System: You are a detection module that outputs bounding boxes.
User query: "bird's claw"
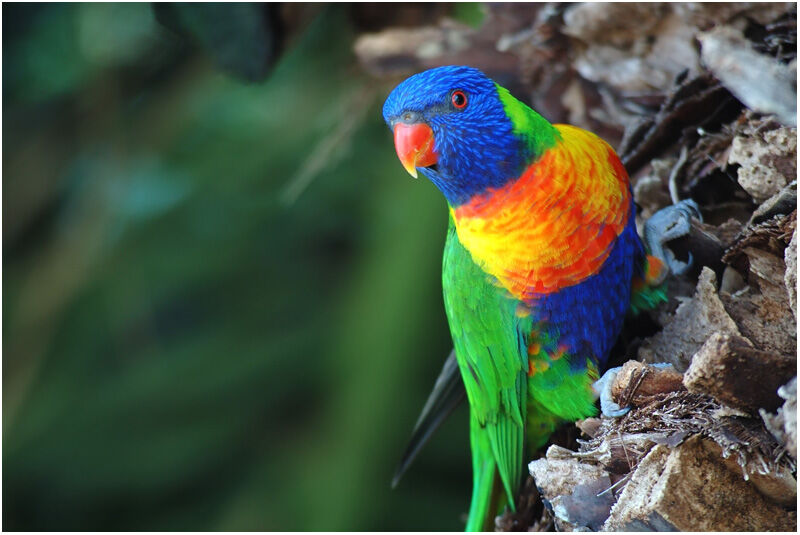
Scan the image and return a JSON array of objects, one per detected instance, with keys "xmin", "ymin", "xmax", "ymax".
[
  {"xmin": 593, "ymin": 362, "xmax": 676, "ymax": 418},
  {"xmin": 593, "ymin": 366, "xmax": 631, "ymax": 418},
  {"xmin": 644, "ymin": 199, "xmax": 701, "ymax": 277}
]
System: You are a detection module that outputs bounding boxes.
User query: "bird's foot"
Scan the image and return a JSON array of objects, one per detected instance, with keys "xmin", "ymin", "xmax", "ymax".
[
  {"xmin": 644, "ymin": 199, "xmax": 702, "ymax": 280},
  {"xmin": 593, "ymin": 366, "xmax": 630, "ymax": 418},
  {"xmin": 593, "ymin": 362, "xmax": 678, "ymax": 418}
]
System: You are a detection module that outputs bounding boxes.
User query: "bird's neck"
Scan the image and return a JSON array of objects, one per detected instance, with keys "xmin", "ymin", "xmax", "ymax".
[
  {"xmin": 422, "ymin": 87, "xmax": 559, "ymax": 206},
  {"xmin": 449, "ymin": 124, "xmax": 632, "ymax": 300},
  {"xmin": 494, "ymin": 84, "xmax": 560, "ymax": 160}
]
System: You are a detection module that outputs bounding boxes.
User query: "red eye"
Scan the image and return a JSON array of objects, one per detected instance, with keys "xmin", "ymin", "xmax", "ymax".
[{"xmin": 451, "ymin": 90, "xmax": 467, "ymax": 109}]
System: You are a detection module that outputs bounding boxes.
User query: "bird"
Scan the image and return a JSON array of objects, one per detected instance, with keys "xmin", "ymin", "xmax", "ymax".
[{"xmin": 382, "ymin": 65, "xmax": 695, "ymax": 531}]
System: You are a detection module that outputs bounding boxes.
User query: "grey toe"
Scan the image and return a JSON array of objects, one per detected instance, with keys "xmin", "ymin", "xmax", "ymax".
[
  {"xmin": 644, "ymin": 199, "xmax": 702, "ymax": 277},
  {"xmin": 593, "ymin": 366, "xmax": 631, "ymax": 419}
]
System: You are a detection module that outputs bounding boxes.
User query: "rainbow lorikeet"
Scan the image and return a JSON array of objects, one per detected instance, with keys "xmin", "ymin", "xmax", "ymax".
[{"xmin": 382, "ymin": 66, "xmax": 694, "ymax": 531}]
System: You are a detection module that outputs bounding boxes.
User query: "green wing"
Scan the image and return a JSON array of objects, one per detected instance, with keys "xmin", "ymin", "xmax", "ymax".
[{"xmin": 442, "ymin": 218, "xmax": 531, "ymax": 528}]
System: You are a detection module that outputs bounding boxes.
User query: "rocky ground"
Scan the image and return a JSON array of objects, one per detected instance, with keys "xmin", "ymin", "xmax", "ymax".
[{"xmin": 354, "ymin": 3, "xmax": 797, "ymax": 530}]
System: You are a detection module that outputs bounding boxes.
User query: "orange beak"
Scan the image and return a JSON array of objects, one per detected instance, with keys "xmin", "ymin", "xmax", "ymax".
[{"xmin": 392, "ymin": 123, "xmax": 438, "ymax": 178}]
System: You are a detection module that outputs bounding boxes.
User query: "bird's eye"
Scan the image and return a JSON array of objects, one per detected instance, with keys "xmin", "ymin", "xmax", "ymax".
[{"xmin": 451, "ymin": 90, "xmax": 467, "ymax": 109}]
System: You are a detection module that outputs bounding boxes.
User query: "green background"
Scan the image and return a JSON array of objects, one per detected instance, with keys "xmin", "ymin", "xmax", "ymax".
[{"xmin": 3, "ymin": 3, "xmax": 480, "ymax": 530}]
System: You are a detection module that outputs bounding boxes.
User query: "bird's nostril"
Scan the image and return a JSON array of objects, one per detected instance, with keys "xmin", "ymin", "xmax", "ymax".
[{"xmin": 399, "ymin": 111, "xmax": 421, "ymax": 124}]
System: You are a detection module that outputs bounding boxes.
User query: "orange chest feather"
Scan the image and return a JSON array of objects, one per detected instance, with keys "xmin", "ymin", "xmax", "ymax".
[{"xmin": 451, "ymin": 125, "xmax": 631, "ymax": 300}]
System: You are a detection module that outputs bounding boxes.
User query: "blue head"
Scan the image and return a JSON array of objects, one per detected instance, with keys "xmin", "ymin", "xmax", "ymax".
[{"xmin": 383, "ymin": 66, "xmax": 532, "ymax": 206}]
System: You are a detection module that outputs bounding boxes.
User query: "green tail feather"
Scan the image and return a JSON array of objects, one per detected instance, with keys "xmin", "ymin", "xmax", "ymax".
[
  {"xmin": 464, "ymin": 452, "xmax": 497, "ymax": 531},
  {"xmin": 466, "ymin": 414, "xmax": 508, "ymax": 532}
]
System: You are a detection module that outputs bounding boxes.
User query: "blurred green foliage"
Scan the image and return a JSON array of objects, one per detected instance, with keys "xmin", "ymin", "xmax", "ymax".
[{"xmin": 3, "ymin": 3, "xmax": 474, "ymax": 530}]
